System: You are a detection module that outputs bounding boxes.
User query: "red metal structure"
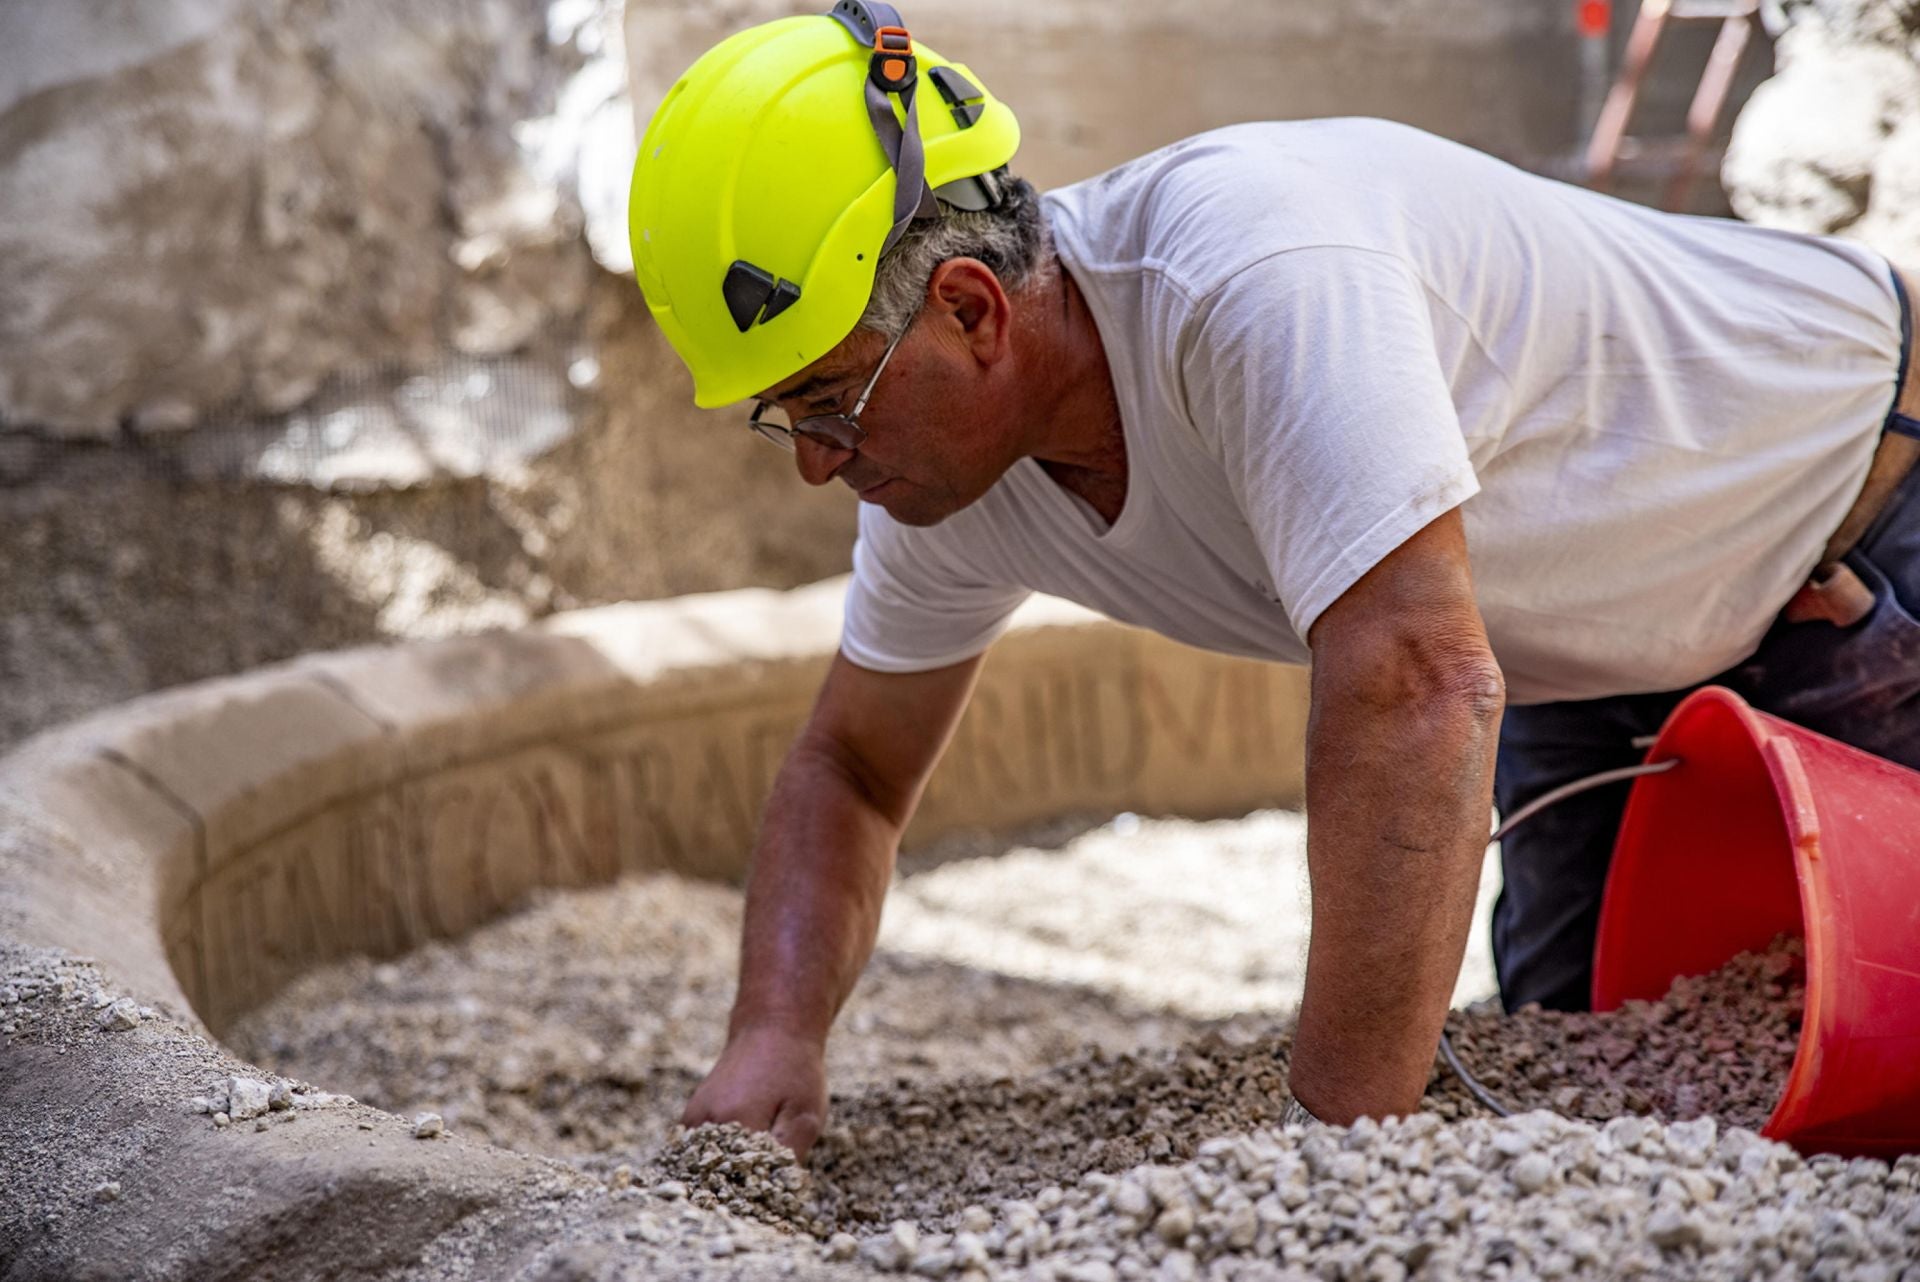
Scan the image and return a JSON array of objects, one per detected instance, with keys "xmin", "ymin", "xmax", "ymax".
[{"xmin": 1584, "ymin": 0, "xmax": 1763, "ymax": 212}]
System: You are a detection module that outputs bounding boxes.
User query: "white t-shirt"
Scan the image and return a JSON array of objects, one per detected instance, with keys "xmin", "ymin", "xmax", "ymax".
[{"xmin": 841, "ymin": 119, "xmax": 1903, "ymax": 704}]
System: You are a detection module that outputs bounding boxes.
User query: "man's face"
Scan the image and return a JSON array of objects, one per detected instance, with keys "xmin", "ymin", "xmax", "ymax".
[{"xmin": 760, "ymin": 308, "xmax": 1018, "ymax": 528}]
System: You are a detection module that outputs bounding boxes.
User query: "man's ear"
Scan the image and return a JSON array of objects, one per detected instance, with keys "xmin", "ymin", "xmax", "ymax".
[{"xmin": 926, "ymin": 257, "xmax": 1011, "ymax": 365}]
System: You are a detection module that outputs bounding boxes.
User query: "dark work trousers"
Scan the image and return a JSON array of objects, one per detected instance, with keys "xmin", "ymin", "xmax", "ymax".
[{"xmin": 1491, "ymin": 451, "xmax": 1920, "ymax": 1013}]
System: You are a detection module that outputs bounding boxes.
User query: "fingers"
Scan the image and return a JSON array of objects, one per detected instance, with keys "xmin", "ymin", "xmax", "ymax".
[
  {"xmin": 679, "ymin": 1094, "xmax": 714, "ymax": 1128},
  {"xmin": 681, "ymin": 1080, "xmax": 776, "ymax": 1132},
  {"xmin": 681, "ymin": 1032, "xmax": 827, "ymax": 1158},
  {"xmin": 771, "ymin": 1098, "xmax": 824, "ymax": 1161},
  {"xmin": 683, "ymin": 1084, "xmax": 819, "ymax": 1160}
]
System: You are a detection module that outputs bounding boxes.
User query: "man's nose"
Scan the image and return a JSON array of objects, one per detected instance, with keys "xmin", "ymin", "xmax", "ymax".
[{"xmin": 793, "ymin": 434, "xmax": 854, "ymax": 487}]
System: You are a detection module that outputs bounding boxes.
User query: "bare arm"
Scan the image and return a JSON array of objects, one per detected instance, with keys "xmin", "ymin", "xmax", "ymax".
[
  {"xmin": 1289, "ymin": 508, "xmax": 1505, "ymax": 1123},
  {"xmin": 683, "ymin": 650, "xmax": 984, "ymax": 1156}
]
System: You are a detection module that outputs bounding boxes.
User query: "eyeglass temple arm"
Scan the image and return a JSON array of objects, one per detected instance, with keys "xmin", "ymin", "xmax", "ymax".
[{"xmin": 851, "ymin": 328, "xmax": 906, "ymax": 417}]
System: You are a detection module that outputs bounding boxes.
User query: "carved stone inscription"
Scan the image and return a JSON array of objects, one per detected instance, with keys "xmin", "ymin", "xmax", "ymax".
[
  {"xmin": 174, "ymin": 635, "xmax": 1308, "ymax": 1031},
  {"xmin": 915, "ymin": 641, "xmax": 1304, "ymax": 834}
]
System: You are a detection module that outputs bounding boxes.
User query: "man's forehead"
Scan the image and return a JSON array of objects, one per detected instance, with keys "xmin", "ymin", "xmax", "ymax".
[
  {"xmin": 757, "ymin": 331, "xmax": 883, "ymax": 402},
  {"xmin": 759, "ymin": 363, "xmax": 847, "ymax": 404}
]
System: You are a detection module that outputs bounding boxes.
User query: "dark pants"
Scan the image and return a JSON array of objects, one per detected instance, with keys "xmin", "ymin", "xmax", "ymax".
[{"xmin": 1492, "ymin": 455, "xmax": 1920, "ymax": 1012}]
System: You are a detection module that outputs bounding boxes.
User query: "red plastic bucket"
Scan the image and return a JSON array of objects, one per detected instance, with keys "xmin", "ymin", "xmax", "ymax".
[{"xmin": 1591, "ymin": 685, "xmax": 1920, "ymax": 1156}]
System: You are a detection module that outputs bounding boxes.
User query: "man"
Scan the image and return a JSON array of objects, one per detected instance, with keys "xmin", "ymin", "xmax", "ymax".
[{"xmin": 629, "ymin": 4, "xmax": 1919, "ymax": 1155}]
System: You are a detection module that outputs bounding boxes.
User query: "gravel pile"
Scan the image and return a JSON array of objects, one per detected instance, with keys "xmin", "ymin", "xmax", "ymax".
[
  {"xmin": 658, "ymin": 941, "xmax": 1801, "ymax": 1234},
  {"xmin": 1439, "ymin": 938, "xmax": 1806, "ymax": 1131},
  {"xmin": 632, "ymin": 948, "xmax": 1803, "ymax": 1240},
  {"xmin": 650, "ymin": 1076, "xmax": 1920, "ymax": 1281},
  {"xmin": 657, "ymin": 1122, "xmax": 826, "ymax": 1236},
  {"xmin": 226, "ymin": 842, "xmax": 1220, "ymax": 1178},
  {"xmin": 219, "ymin": 820, "xmax": 1920, "ymax": 1281},
  {"xmin": 845, "ymin": 1111, "xmax": 1919, "ymax": 1281}
]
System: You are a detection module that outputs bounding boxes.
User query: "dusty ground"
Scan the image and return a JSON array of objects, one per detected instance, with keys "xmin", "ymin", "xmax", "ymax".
[
  {"xmin": 227, "ymin": 812, "xmax": 1497, "ymax": 1179},
  {"xmin": 224, "ymin": 814, "xmax": 1310, "ymax": 1166},
  {"xmin": 216, "ymin": 812, "xmax": 1920, "ymax": 1279}
]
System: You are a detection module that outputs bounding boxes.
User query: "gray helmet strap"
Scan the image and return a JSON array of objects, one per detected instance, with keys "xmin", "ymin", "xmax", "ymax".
[{"xmin": 828, "ymin": 1, "xmax": 941, "ymax": 255}]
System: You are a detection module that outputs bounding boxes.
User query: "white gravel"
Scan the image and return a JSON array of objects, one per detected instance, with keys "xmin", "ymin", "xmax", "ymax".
[{"xmin": 841, "ymin": 1111, "xmax": 1920, "ymax": 1281}]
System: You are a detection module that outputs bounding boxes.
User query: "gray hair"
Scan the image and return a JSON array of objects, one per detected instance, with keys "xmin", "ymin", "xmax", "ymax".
[{"xmin": 857, "ymin": 170, "xmax": 1051, "ymax": 339}]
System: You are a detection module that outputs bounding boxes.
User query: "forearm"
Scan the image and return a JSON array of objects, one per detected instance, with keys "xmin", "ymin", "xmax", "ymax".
[
  {"xmin": 1290, "ymin": 671, "xmax": 1503, "ymax": 1122},
  {"xmin": 727, "ymin": 735, "xmax": 905, "ymax": 1047}
]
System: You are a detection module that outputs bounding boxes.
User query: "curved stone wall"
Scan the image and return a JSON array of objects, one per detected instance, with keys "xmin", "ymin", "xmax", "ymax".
[{"xmin": 0, "ymin": 580, "xmax": 1307, "ymax": 1278}]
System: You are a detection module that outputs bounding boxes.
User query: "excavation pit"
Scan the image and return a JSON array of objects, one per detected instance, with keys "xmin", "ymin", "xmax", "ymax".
[
  {"xmin": 215, "ymin": 847, "xmax": 1810, "ymax": 1248},
  {"xmin": 4, "ymin": 583, "xmax": 1918, "ymax": 1280}
]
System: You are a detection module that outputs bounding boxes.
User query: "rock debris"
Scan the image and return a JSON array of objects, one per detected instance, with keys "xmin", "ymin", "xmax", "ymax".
[
  {"xmin": 844, "ymin": 1112, "xmax": 1920, "ymax": 1280},
  {"xmin": 96, "ymin": 998, "xmax": 141, "ymax": 1032},
  {"xmin": 1438, "ymin": 938, "xmax": 1806, "ymax": 1131},
  {"xmin": 657, "ymin": 1123, "xmax": 824, "ymax": 1235},
  {"xmin": 189, "ymin": 1073, "xmax": 347, "ymax": 1128},
  {"xmin": 215, "ymin": 836, "xmax": 1918, "ymax": 1281}
]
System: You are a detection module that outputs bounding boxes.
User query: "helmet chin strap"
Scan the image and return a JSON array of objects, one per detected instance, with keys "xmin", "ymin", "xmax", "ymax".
[{"xmin": 828, "ymin": 1, "xmax": 942, "ymax": 255}]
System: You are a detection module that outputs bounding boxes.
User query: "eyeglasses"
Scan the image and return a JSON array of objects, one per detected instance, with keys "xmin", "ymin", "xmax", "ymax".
[{"xmin": 747, "ymin": 323, "xmax": 908, "ymax": 453}]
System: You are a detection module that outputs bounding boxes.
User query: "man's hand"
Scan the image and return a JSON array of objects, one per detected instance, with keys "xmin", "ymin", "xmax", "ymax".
[
  {"xmin": 682, "ymin": 1026, "xmax": 829, "ymax": 1159},
  {"xmin": 1293, "ymin": 506, "xmax": 1504, "ymax": 1124},
  {"xmin": 682, "ymin": 652, "xmax": 986, "ymax": 1160}
]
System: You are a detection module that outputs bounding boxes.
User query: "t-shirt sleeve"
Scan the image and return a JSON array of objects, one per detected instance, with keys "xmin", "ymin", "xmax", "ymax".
[
  {"xmin": 1178, "ymin": 246, "xmax": 1482, "ymax": 641},
  {"xmin": 840, "ymin": 503, "xmax": 1032, "ymax": 673}
]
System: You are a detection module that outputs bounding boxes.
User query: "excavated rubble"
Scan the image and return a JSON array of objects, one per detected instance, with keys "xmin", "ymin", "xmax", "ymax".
[
  {"xmin": 644, "ymin": 943, "xmax": 1920, "ymax": 1281},
  {"xmin": 840, "ymin": 1111, "xmax": 1920, "ymax": 1281},
  {"xmin": 227, "ymin": 861, "xmax": 1207, "ymax": 1175},
  {"xmin": 655, "ymin": 942, "xmax": 1809, "ymax": 1238},
  {"xmin": 224, "ymin": 828, "xmax": 1920, "ymax": 1281},
  {"xmin": 1439, "ymin": 941, "xmax": 1807, "ymax": 1132}
]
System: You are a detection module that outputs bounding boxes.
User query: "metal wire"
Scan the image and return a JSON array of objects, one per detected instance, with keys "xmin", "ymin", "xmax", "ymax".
[
  {"xmin": 1488, "ymin": 757, "xmax": 1680, "ymax": 844},
  {"xmin": 1437, "ymin": 755, "xmax": 1684, "ymax": 1118},
  {"xmin": 1439, "ymin": 1030, "xmax": 1514, "ymax": 1117}
]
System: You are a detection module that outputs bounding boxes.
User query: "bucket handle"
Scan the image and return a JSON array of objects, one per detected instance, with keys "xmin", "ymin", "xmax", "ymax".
[
  {"xmin": 1489, "ymin": 757, "xmax": 1681, "ymax": 844},
  {"xmin": 1440, "ymin": 755, "xmax": 1683, "ymax": 1117}
]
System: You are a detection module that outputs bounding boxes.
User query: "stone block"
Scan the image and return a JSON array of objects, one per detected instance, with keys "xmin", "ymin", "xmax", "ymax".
[
  {"xmin": 0, "ymin": 582, "xmax": 1311, "ymax": 1033},
  {"xmin": 0, "ymin": 737, "xmax": 202, "ymax": 1019},
  {"xmin": 85, "ymin": 673, "xmax": 393, "ymax": 857}
]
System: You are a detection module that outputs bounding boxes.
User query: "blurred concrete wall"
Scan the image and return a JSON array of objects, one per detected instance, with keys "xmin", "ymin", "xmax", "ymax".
[{"xmin": 626, "ymin": 0, "xmax": 1588, "ymax": 203}]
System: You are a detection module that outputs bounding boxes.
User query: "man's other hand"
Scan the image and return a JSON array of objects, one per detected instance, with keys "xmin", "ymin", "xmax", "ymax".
[{"xmin": 682, "ymin": 1026, "xmax": 829, "ymax": 1160}]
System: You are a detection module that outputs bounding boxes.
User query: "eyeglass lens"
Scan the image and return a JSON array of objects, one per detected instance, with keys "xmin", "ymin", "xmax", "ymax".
[{"xmin": 752, "ymin": 406, "xmax": 864, "ymax": 452}]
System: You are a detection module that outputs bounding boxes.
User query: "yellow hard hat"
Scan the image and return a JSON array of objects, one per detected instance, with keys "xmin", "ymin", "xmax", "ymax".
[{"xmin": 628, "ymin": 2, "xmax": 1021, "ymax": 408}]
